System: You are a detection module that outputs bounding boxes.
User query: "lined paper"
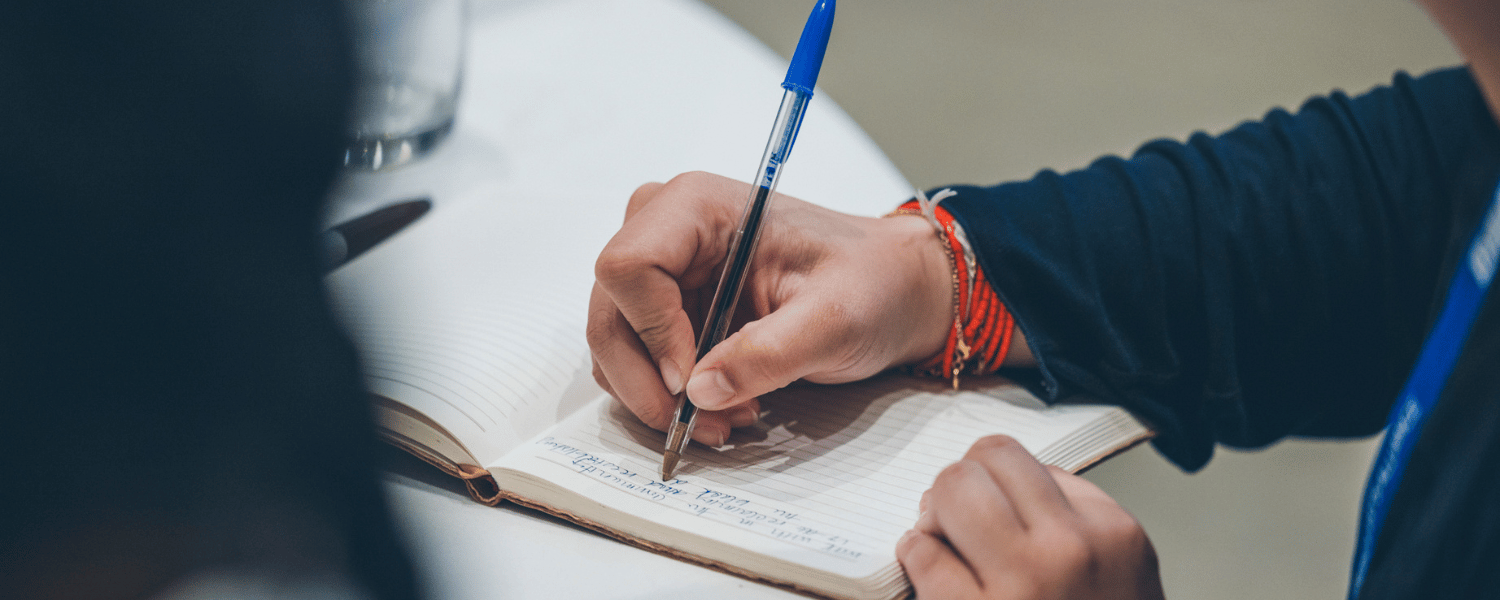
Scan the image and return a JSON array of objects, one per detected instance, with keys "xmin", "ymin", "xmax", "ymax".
[
  {"xmin": 493, "ymin": 376, "xmax": 1136, "ymax": 579},
  {"xmin": 325, "ymin": 190, "xmax": 619, "ymax": 464},
  {"xmin": 321, "ymin": 189, "xmax": 1147, "ymax": 595}
]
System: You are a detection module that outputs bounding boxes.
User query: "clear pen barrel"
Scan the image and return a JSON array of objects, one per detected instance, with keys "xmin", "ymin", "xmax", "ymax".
[
  {"xmin": 751, "ymin": 89, "xmax": 812, "ymax": 191},
  {"xmin": 694, "ymin": 89, "xmax": 812, "ymax": 361}
]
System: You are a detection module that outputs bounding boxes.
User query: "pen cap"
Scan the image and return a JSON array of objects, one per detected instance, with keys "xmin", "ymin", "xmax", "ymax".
[{"xmin": 781, "ymin": 0, "xmax": 835, "ymax": 96}]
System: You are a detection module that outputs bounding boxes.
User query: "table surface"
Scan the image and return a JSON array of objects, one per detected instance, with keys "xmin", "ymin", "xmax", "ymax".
[{"xmin": 328, "ymin": 1, "xmax": 912, "ymax": 598}]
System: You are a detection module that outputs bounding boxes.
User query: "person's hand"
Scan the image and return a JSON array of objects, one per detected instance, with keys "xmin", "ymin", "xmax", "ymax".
[
  {"xmin": 898, "ymin": 435, "xmax": 1165, "ymax": 600},
  {"xmin": 588, "ymin": 171, "xmax": 953, "ymax": 446}
]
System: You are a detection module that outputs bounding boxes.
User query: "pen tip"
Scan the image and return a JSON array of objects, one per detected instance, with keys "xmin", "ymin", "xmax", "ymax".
[{"xmin": 661, "ymin": 451, "xmax": 680, "ymax": 481}]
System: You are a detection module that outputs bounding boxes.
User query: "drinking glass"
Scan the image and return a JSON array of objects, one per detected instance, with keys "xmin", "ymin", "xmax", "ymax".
[{"xmin": 343, "ymin": 0, "xmax": 466, "ymax": 170}]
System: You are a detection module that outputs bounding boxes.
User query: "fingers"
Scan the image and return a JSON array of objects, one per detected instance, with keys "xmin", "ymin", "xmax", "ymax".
[
  {"xmin": 906, "ymin": 436, "xmax": 1165, "ymax": 600},
  {"xmin": 725, "ymin": 397, "xmax": 762, "ymax": 428},
  {"xmin": 896, "ymin": 529, "xmax": 983, "ymax": 600},
  {"xmin": 925, "ymin": 457, "xmax": 1024, "ymax": 587},
  {"xmin": 587, "ymin": 282, "xmax": 677, "ymax": 428},
  {"xmin": 596, "ymin": 171, "xmax": 936, "ymax": 443},
  {"xmin": 591, "ymin": 174, "xmax": 773, "ymax": 446},
  {"xmin": 594, "ymin": 174, "xmax": 744, "ymax": 395},
  {"xmin": 593, "ymin": 235, "xmax": 699, "ymax": 396},
  {"xmin": 963, "ymin": 435, "xmax": 1072, "ymax": 524},
  {"xmin": 915, "ymin": 436, "xmax": 1077, "ymax": 589},
  {"xmin": 589, "ymin": 283, "xmax": 748, "ymax": 446}
]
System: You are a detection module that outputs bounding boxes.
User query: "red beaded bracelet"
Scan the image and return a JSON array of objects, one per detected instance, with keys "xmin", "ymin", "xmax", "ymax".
[{"xmin": 888, "ymin": 190, "xmax": 1015, "ymax": 388}]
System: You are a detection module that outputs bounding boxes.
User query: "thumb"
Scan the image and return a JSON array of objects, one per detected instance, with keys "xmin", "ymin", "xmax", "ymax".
[{"xmin": 685, "ymin": 299, "xmax": 858, "ymax": 410}]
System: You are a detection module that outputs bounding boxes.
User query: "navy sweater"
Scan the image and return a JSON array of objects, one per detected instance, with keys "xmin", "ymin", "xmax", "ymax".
[{"xmin": 941, "ymin": 66, "xmax": 1500, "ymax": 597}]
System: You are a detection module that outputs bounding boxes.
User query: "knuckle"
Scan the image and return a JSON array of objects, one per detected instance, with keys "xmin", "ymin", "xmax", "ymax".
[
  {"xmin": 931, "ymin": 460, "xmax": 985, "ymax": 499},
  {"xmin": 1096, "ymin": 505, "xmax": 1149, "ymax": 550},
  {"xmin": 935, "ymin": 460, "xmax": 976, "ymax": 485},
  {"xmin": 632, "ymin": 318, "xmax": 679, "ymax": 354},
  {"xmin": 966, "ymin": 434, "xmax": 1032, "ymax": 465},
  {"xmin": 1038, "ymin": 526, "xmax": 1096, "ymax": 575},
  {"xmin": 896, "ymin": 533, "xmax": 938, "ymax": 570},
  {"xmin": 585, "ymin": 292, "xmax": 685, "ymax": 366},
  {"xmin": 664, "ymin": 170, "xmax": 714, "ymax": 189},
  {"xmin": 584, "ymin": 308, "xmax": 622, "ymax": 352},
  {"xmin": 972, "ymin": 434, "xmax": 1023, "ymax": 454},
  {"xmin": 594, "ymin": 245, "xmax": 646, "ymax": 285},
  {"xmin": 625, "ymin": 182, "xmax": 664, "ymax": 217}
]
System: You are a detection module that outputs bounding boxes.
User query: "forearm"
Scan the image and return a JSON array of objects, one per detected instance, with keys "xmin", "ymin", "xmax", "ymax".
[{"xmin": 941, "ymin": 67, "xmax": 1500, "ymax": 470}]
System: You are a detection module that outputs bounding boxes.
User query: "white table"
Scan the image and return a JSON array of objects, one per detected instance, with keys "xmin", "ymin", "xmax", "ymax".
[{"xmin": 328, "ymin": 1, "xmax": 912, "ymax": 598}]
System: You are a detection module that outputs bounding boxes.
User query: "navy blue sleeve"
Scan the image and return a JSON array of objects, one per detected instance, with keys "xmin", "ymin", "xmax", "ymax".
[{"xmin": 939, "ymin": 67, "xmax": 1500, "ymax": 471}]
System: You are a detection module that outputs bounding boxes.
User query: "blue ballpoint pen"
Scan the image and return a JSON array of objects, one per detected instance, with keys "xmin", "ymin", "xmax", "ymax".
[{"xmin": 661, "ymin": 0, "xmax": 836, "ymax": 480}]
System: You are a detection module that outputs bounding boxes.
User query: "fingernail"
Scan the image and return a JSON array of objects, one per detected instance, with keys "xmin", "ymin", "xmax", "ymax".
[
  {"xmin": 687, "ymin": 370, "xmax": 735, "ymax": 409},
  {"xmin": 659, "ymin": 359, "xmax": 684, "ymax": 395},
  {"xmin": 727, "ymin": 405, "xmax": 759, "ymax": 428},
  {"xmin": 693, "ymin": 427, "xmax": 728, "ymax": 447}
]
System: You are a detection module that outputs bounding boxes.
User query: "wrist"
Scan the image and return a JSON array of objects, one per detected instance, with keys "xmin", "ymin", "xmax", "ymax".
[
  {"xmin": 887, "ymin": 192, "xmax": 1017, "ymax": 387},
  {"xmin": 879, "ymin": 213, "xmax": 954, "ymax": 367}
]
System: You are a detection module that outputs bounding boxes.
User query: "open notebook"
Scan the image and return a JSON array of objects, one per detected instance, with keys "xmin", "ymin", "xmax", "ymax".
[{"xmin": 325, "ymin": 192, "xmax": 1151, "ymax": 600}]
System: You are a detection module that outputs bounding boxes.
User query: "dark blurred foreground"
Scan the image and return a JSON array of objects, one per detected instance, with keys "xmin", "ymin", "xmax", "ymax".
[{"xmin": 0, "ymin": 3, "xmax": 419, "ymax": 599}]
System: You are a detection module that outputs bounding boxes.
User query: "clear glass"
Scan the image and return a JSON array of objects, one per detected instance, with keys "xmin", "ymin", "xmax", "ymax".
[{"xmin": 343, "ymin": 0, "xmax": 467, "ymax": 170}]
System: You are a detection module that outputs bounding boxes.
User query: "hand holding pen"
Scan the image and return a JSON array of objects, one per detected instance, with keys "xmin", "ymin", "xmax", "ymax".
[
  {"xmin": 587, "ymin": 0, "xmax": 966, "ymax": 481},
  {"xmin": 654, "ymin": 0, "xmax": 837, "ymax": 479},
  {"xmin": 588, "ymin": 178, "xmax": 954, "ymax": 474}
]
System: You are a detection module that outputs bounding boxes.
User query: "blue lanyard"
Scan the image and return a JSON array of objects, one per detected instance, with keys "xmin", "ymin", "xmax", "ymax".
[{"xmin": 1348, "ymin": 183, "xmax": 1500, "ymax": 598}]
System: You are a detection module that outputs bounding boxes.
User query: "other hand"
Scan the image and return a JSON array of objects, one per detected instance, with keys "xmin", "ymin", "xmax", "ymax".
[{"xmin": 898, "ymin": 435, "xmax": 1165, "ymax": 600}]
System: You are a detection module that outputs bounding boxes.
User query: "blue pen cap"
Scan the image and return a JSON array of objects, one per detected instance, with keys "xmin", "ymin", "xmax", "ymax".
[{"xmin": 781, "ymin": 0, "xmax": 835, "ymax": 95}]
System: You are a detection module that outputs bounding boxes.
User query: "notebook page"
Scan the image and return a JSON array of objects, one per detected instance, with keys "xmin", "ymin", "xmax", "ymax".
[
  {"xmin": 492, "ymin": 376, "xmax": 1122, "ymax": 580},
  {"xmin": 325, "ymin": 189, "xmax": 618, "ymax": 465}
]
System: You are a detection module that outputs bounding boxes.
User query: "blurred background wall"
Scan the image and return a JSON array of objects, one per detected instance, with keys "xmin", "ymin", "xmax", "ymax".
[{"xmin": 697, "ymin": 1, "xmax": 1460, "ymax": 598}]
